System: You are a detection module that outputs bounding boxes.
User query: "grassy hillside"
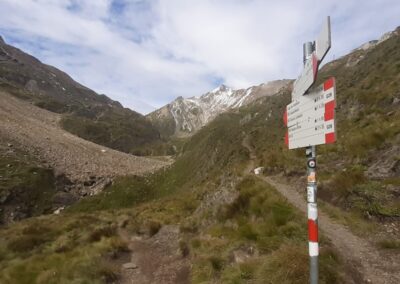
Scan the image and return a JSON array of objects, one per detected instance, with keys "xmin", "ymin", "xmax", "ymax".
[
  {"xmin": 60, "ymin": 110, "xmax": 167, "ymax": 156},
  {"xmin": 0, "ymin": 109, "xmax": 347, "ymax": 283},
  {"xmin": 244, "ymin": 31, "xmax": 400, "ymax": 224},
  {"xmin": 0, "ymin": 29, "xmax": 399, "ymax": 283}
]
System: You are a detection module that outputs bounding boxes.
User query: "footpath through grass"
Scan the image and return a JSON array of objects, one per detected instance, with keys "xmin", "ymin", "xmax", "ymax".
[{"xmin": 188, "ymin": 177, "xmax": 346, "ymax": 284}]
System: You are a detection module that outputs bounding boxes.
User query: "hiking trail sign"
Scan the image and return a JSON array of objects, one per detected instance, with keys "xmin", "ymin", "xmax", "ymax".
[
  {"xmin": 283, "ymin": 16, "xmax": 336, "ymax": 284},
  {"xmin": 284, "ymin": 77, "xmax": 336, "ymax": 149},
  {"xmin": 285, "ymin": 16, "xmax": 336, "ymax": 150}
]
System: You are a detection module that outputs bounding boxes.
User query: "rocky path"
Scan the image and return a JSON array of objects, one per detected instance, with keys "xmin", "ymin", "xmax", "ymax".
[
  {"xmin": 118, "ymin": 226, "xmax": 190, "ymax": 284},
  {"xmin": 242, "ymin": 136, "xmax": 400, "ymax": 284},
  {"xmin": 0, "ymin": 91, "xmax": 169, "ymax": 185}
]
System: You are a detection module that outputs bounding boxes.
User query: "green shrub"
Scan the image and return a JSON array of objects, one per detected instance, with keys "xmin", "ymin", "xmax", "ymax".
[
  {"xmin": 209, "ymin": 255, "xmax": 224, "ymax": 271},
  {"xmin": 7, "ymin": 234, "xmax": 49, "ymax": 253},
  {"xmin": 378, "ymin": 239, "xmax": 400, "ymax": 249},
  {"xmin": 88, "ymin": 226, "xmax": 117, "ymax": 242}
]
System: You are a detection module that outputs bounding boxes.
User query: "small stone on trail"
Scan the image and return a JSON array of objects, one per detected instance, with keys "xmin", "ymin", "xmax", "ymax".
[
  {"xmin": 122, "ymin": 262, "xmax": 138, "ymax": 270},
  {"xmin": 7, "ymin": 143, "xmax": 13, "ymax": 147}
]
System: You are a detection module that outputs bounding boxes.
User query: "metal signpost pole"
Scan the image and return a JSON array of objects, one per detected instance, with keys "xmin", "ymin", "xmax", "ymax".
[
  {"xmin": 307, "ymin": 145, "xmax": 318, "ymax": 284},
  {"xmin": 303, "ymin": 41, "xmax": 319, "ymax": 284},
  {"xmin": 285, "ymin": 17, "xmax": 333, "ymax": 284}
]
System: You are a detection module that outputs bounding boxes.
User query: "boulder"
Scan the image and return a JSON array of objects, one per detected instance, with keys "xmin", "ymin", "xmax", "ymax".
[{"xmin": 122, "ymin": 262, "xmax": 138, "ymax": 270}]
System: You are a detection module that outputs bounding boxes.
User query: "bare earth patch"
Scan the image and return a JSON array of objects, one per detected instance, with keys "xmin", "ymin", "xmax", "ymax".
[
  {"xmin": 119, "ymin": 225, "xmax": 190, "ymax": 284},
  {"xmin": 0, "ymin": 91, "xmax": 169, "ymax": 184}
]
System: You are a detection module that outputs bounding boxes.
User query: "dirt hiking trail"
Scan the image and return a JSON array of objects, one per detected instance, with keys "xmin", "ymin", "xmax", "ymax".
[
  {"xmin": 118, "ymin": 225, "xmax": 190, "ymax": 284},
  {"xmin": 243, "ymin": 135, "xmax": 400, "ymax": 284}
]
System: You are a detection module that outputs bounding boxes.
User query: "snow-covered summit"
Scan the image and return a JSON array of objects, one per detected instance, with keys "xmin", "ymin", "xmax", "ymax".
[
  {"xmin": 147, "ymin": 79, "xmax": 291, "ymax": 137},
  {"xmin": 211, "ymin": 84, "xmax": 231, "ymax": 94}
]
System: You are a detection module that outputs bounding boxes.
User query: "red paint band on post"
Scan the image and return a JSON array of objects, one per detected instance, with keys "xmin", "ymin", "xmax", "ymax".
[
  {"xmin": 325, "ymin": 132, "xmax": 335, "ymax": 144},
  {"xmin": 308, "ymin": 219, "xmax": 318, "ymax": 242},
  {"xmin": 323, "ymin": 77, "xmax": 334, "ymax": 91}
]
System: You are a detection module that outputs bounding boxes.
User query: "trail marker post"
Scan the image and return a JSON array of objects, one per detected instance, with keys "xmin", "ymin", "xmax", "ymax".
[{"xmin": 283, "ymin": 17, "xmax": 336, "ymax": 284}]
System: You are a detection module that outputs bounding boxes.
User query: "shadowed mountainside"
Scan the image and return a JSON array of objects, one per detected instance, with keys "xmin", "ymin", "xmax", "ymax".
[{"xmin": 0, "ymin": 36, "xmax": 166, "ymax": 155}]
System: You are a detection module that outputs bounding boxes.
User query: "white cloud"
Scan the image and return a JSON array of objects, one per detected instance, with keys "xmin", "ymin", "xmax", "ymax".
[{"xmin": 0, "ymin": 0, "xmax": 399, "ymax": 114}]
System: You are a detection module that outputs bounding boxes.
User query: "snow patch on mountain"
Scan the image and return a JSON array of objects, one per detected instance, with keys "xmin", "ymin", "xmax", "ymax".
[
  {"xmin": 233, "ymin": 87, "xmax": 253, "ymax": 108},
  {"xmin": 148, "ymin": 80, "xmax": 291, "ymax": 137}
]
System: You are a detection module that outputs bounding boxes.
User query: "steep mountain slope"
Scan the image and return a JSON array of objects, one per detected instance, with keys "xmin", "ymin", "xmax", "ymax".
[
  {"xmin": 0, "ymin": 36, "xmax": 163, "ymax": 154},
  {"xmin": 235, "ymin": 26, "xmax": 400, "ymax": 219},
  {"xmin": 147, "ymin": 80, "xmax": 291, "ymax": 137},
  {"xmin": 0, "ymin": 90, "xmax": 168, "ymax": 224}
]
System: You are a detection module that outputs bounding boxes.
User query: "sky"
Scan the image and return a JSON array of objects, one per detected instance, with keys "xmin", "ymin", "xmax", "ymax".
[{"xmin": 0, "ymin": 0, "xmax": 399, "ymax": 114}]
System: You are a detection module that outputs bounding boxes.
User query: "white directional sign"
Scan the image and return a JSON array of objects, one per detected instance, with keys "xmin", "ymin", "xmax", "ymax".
[
  {"xmin": 284, "ymin": 78, "xmax": 336, "ymax": 149},
  {"xmin": 315, "ymin": 16, "xmax": 331, "ymax": 62},
  {"xmin": 286, "ymin": 120, "xmax": 335, "ymax": 150},
  {"xmin": 287, "ymin": 78, "xmax": 335, "ymax": 128},
  {"xmin": 291, "ymin": 17, "xmax": 331, "ymax": 99}
]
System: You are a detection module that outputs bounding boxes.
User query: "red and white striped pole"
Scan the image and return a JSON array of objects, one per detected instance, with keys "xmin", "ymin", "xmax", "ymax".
[
  {"xmin": 307, "ymin": 146, "xmax": 318, "ymax": 284},
  {"xmin": 303, "ymin": 41, "xmax": 319, "ymax": 284}
]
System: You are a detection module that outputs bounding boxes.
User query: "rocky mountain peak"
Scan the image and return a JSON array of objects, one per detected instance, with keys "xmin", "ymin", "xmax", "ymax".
[
  {"xmin": 0, "ymin": 36, "xmax": 5, "ymax": 44},
  {"xmin": 147, "ymin": 79, "xmax": 292, "ymax": 137},
  {"xmin": 211, "ymin": 84, "xmax": 230, "ymax": 93}
]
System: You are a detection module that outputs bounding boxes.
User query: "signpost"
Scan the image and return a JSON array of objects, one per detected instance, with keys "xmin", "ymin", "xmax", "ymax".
[
  {"xmin": 284, "ymin": 16, "xmax": 335, "ymax": 284},
  {"xmin": 285, "ymin": 77, "xmax": 336, "ymax": 149}
]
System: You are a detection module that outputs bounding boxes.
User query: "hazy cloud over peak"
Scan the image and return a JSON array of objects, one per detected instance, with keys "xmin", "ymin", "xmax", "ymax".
[{"xmin": 0, "ymin": 0, "xmax": 399, "ymax": 114}]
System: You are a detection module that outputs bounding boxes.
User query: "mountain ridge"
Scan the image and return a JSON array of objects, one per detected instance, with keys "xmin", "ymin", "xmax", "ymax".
[
  {"xmin": 0, "ymin": 36, "xmax": 165, "ymax": 155},
  {"xmin": 147, "ymin": 79, "xmax": 292, "ymax": 138}
]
